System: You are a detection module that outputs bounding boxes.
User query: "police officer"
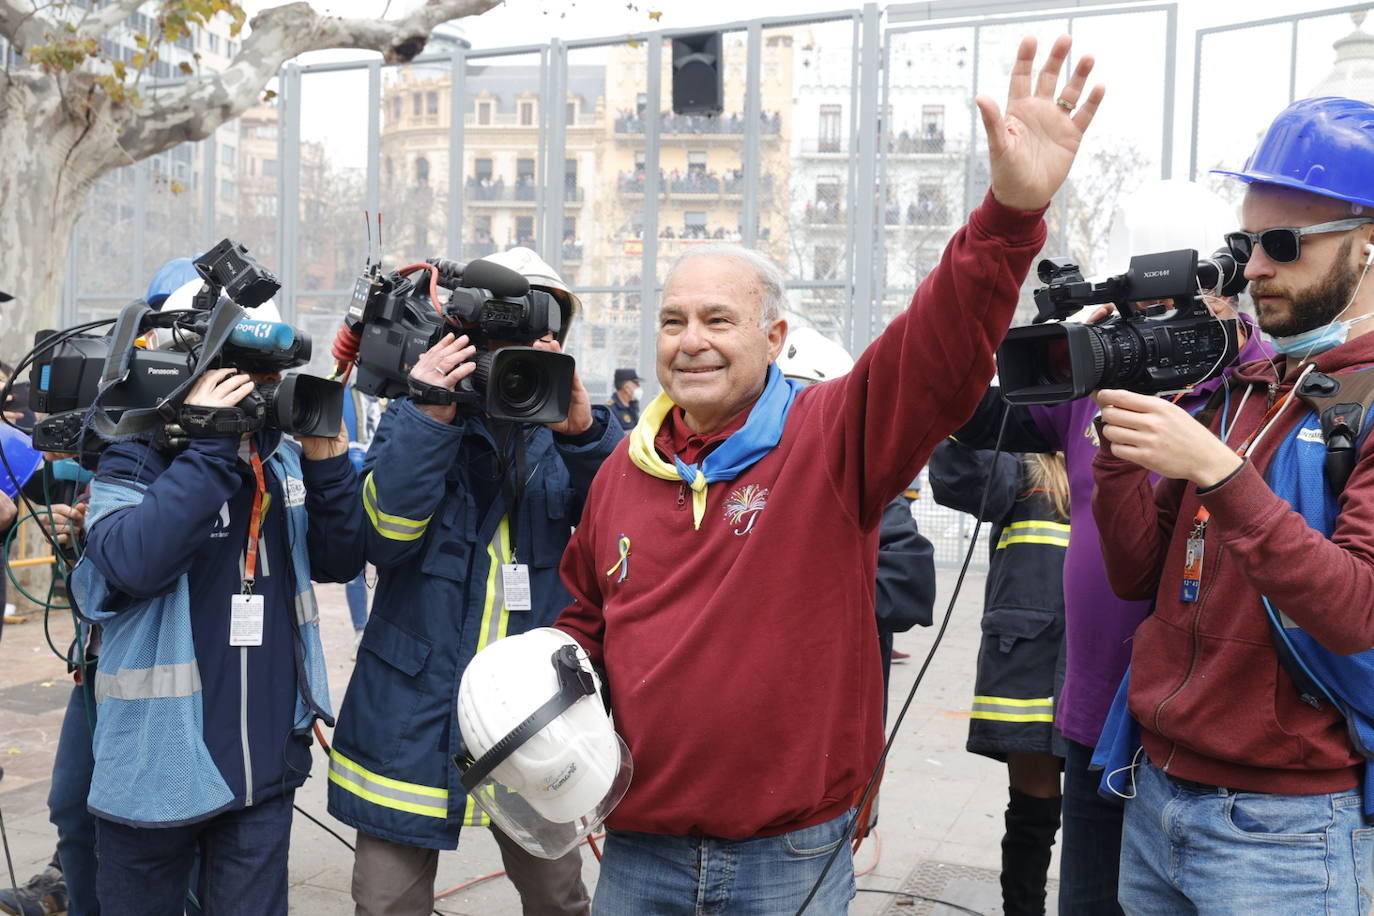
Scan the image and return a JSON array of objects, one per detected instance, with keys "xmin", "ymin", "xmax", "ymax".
[{"xmin": 607, "ymin": 367, "xmax": 640, "ymax": 431}]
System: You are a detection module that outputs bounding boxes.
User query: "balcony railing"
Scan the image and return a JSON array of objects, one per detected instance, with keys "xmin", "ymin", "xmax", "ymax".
[
  {"xmin": 464, "ymin": 180, "xmax": 585, "ymax": 202},
  {"xmin": 614, "ymin": 112, "xmax": 783, "ymax": 136}
]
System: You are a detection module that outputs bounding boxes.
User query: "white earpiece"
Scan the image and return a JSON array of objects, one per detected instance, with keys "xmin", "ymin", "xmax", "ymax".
[{"xmin": 1365, "ymin": 242, "xmax": 1374, "ymax": 268}]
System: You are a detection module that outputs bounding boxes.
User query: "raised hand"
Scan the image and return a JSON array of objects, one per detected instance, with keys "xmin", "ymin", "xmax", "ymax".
[{"xmin": 977, "ymin": 35, "xmax": 1105, "ymax": 212}]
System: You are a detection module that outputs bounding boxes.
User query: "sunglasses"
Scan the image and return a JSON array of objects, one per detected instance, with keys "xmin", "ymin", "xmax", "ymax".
[{"xmin": 1224, "ymin": 217, "xmax": 1374, "ymax": 265}]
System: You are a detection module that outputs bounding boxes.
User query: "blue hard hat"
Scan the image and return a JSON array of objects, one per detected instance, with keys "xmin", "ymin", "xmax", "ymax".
[
  {"xmin": 1212, "ymin": 97, "xmax": 1374, "ymax": 210},
  {"xmin": 145, "ymin": 256, "xmax": 201, "ymax": 308}
]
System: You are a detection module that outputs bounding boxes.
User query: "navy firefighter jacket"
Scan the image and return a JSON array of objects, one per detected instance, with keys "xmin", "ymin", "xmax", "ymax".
[
  {"xmin": 80, "ymin": 432, "xmax": 365, "ymax": 822},
  {"xmin": 327, "ymin": 397, "xmax": 622, "ymax": 849}
]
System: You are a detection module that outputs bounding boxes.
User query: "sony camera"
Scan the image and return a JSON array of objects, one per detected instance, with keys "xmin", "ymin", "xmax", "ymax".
[
  {"xmin": 996, "ymin": 248, "xmax": 1249, "ymax": 406},
  {"xmin": 28, "ymin": 239, "xmax": 343, "ymax": 463},
  {"xmin": 346, "ymin": 257, "xmax": 574, "ymax": 424}
]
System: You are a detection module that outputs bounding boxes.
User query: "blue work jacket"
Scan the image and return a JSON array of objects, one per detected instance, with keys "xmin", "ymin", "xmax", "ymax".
[{"xmin": 327, "ymin": 398, "xmax": 621, "ymax": 849}]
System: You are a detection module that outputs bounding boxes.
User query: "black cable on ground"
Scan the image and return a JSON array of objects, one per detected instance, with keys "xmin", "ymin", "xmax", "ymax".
[
  {"xmin": 794, "ymin": 406, "xmax": 1009, "ymax": 916},
  {"xmin": 855, "ymin": 886, "xmax": 985, "ymax": 914}
]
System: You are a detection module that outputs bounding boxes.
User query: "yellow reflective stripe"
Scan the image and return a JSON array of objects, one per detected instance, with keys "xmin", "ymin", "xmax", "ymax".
[
  {"xmin": 462, "ymin": 794, "xmax": 490, "ymax": 827},
  {"xmin": 363, "ymin": 473, "xmax": 431, "ymax": 542},
  {"xmin": 476, "ymin": 517, "xmax": 514, "ymax": 655},
  {"xmin": 970, "ymin": 711, "xmax": 1056, "ymax": 723},
  {"xmin": 1003, "ymin": 521, "xmax": 1070, "ymax": 533},
  {"xmin": 998, "ymin": 534, "xmax": 1072, "ymax": 548},
  {"xmin": 328, "ymin": 750, "xmax": 449, "ymax": 818},
  {"xmin": 973, "ymin": 695, "xmax": 1054, "ymax": 708}
]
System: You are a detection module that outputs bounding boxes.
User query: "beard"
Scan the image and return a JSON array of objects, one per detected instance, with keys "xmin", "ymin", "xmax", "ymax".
[{"xmin": 1254, "ymin": 236, "xmax": 1358, "ymax": 338}]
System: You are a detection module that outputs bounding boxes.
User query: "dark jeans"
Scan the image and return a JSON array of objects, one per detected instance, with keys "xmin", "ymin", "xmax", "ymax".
[
  {"xmin": 1058, "ymin": 738, "xmax": 1124, "ymax": 915},
  {"xmin": 95, "ymin": 790, "xmax": 295, "ymax": 916},
  {"xmin": 47, "ymin": 681, "xmax": 99, "ymax": 916}
]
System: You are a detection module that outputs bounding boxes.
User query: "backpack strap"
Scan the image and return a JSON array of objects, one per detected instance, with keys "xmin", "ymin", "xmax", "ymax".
[{"xmin": 1294, "ymin": 368, "xmax": 1374, "ymax": 493}]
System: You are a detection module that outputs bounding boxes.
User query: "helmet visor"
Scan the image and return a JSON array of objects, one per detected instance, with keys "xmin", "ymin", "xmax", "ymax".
[{"xmin": 464, "ymin": 731, "xmax": 633, "ymax": 859}]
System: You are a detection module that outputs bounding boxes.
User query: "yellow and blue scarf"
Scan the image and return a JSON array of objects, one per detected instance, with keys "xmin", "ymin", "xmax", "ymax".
[{"xmin": 628, "ymin": 364, "xmax": 802, "ymax": 529}]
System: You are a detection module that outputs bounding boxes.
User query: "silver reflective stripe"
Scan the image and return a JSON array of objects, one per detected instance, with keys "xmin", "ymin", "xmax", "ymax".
[
  {"xmin": 241, "ymin": 646, "xmax": 252, "ymax": 807},
  {"xmin": 94, "ymin": 662, "xmax": 202, "ymax": 704},
  {"xmin": 295, "ymin": 590, "xmax": 319, "ymax": 626}
]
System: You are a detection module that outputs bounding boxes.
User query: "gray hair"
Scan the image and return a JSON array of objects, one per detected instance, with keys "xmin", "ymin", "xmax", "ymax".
[{"xmin": 663, "ymin": 244, "xmax": 787, "ymax": 327}]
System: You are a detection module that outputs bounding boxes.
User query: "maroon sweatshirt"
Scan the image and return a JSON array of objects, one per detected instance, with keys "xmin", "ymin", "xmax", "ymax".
[
  {"xmin": 555, "ymin": 192, "xmax": 1047, "ymax": 838},
  {"xmin": 1093, "ymin": 332, "xmax": 1374, "ymax": 795}
]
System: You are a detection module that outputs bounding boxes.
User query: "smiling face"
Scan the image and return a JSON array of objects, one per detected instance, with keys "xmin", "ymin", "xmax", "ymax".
[
  {"xmin": 656, "ymin": 255, "xmax": 787, "ymax": 435},
  {"xmin": 1241, "ymin": 184, "xmax": 1373, "ymax": 342}
]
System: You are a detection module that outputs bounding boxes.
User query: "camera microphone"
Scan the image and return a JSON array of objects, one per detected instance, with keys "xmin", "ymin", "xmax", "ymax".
[
  {"xmin": 461, "ymin": 259, "xmax": 531, "ymax": 298},
  {"xmin": 229, "ymin": 318, "xmax": 297, "ymax": 353}
]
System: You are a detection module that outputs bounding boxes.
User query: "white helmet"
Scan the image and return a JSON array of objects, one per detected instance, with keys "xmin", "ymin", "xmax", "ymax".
[
  {"xmin": 456, "ymin": 628, "xmax": 632, "ymax": 859},
  {"xmin": 150, "ymin": 278, "xmax": 284, "ymax": 349},
  {"xmin": 478, "ymin": 247, "xmax": 580, "ymax": 344},
  {"xmin": 774, "ymin": 327, "xmax": 854, "ymax": 385},
  {"xmin": 1104, "ymin": 180, "xmax": 1237, "ymax": 276}
]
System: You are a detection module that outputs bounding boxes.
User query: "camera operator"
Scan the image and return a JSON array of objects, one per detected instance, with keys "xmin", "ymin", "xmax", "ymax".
[
  {"xmin": 326, "ymin": 251, "xmax": 622, "ymax": 916},
  {"xmin": 947, "ymin": 179, "xmax": 1270, "ymax": 914},
  {"xmin": 1092, "ymin": 97, "xmax": 1374, "ymax": 912},
  {"xmin": 68, "ymin": 361, "xmax": 365, "ymax": 916}
]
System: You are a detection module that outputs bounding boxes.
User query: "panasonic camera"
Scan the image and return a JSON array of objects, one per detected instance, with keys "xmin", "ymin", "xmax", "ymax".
[
  {"xmin": 345, "ymin": 257, "xmax": 574, "ymax": 424},
  {"xmin": 28, "ymin": 239, "xmax": 343, "ymax": 463},
  {"xmin": 995, "ymin": 248, "xmax": 1249, "ymax": 406}
]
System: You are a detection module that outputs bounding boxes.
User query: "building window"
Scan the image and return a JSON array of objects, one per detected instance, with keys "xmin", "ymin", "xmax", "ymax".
[
  {"xmin": 813, "ymin": 246, "xmax": 840, "ymax": 280},
  {"xmin": 474, "ymin": 157, "xmax": 492, "ymax": 181},
  {"xmin": 262, "ymin": 158, "xmax": 278, "ymax": 178},
  {"xmin": 477, "ymin": 100, "xmax": 493, "ymax": 125},
  {"xmin": 220, "ymin": 145, "xmax": 235, "ymax": 166},
  {"xmin": 563, "ymin": 216, "xmax": 577, "ymax": 240},
  {"xmin": 519, "ymin": 99, "xmax": 535, "ymax": 126},
  {"xmin": 687, "ymin": 151, "xmax": 707, "ymax": 175},
  {"xmin": 220, "ymin": 178, "xmax": 234, "ymax": 200},
  {"xmin": 818, "ymin": 104, "xmax": 842, "ymax": 153},
  {"xmin": 815, "ymin": 177, "xmax": 840, "ymax": 205},
  {"xmin": 516, "ymin": 215, "xmax": 535, "ymax": 246},
  {"xmin": 916, "ymin": 183, "xmax": 946, "ymax": 224},
  {"xmin": 566, "ymin": 100, "xmax": 577, "ymax": 124},
  {"xmin": 565, "ymin": 158, "xmax": 577, "ymax": 192},
  {"xmin": 517, "ymin": 158, "xmax": 535, "ymax": 182},
  {"xmin": 634, "ymin": 150, "xmax": 646, "ymax": 170},
  {"xmin": 427, "ymin": 91, "xmax": 439, "ymax": 115},
  {"xmin": 921, "ymin": 105, "xmax": 945, "ymax": 152},
  {"xmin": 684, "ymin": 211, "xmax": 707, "ymax": 231},
  {"xmin": 635, "ymin": 93, "xmax": 648, "ymax": 118},
  {"xmin": 391, "ymin": 96, "xmax": 402, "ymax": 121},
  {"xmin": 416, "ymin": 156, "xmax": 430, "ymax": 184}
]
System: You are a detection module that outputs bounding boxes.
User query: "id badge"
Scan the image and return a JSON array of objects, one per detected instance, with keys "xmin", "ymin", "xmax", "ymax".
[
  {"xmin": 230, "ymin": 593, "xmax": 265, "ymax": 646},
  {"xmin": 1180, "ymin": 536, "xmax": 1204, "ymax": 603},
  {"xmin": 502, "ymin": 564, "xmax": 532, "ymax": 611}
]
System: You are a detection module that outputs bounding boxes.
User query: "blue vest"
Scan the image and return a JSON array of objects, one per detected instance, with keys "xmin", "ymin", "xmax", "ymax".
[{"xmin": 70, "ymin": 445, "xmax": 333, "ymax": 826}]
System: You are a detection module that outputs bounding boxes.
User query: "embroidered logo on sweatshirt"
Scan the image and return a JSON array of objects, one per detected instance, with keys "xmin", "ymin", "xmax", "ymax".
[
  {"xmin": 210, "ymin": 501, "xmax": 231, "ymax": 539},
  {"xmin": 723, "ymin": 484, "xmax": 769, "ymax": 535}
]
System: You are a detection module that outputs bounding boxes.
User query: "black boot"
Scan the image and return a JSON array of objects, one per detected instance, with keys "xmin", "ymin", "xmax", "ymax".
[{"xmin": 1000, "ymin": 787, "xmax": 1062, "ymax": 916}]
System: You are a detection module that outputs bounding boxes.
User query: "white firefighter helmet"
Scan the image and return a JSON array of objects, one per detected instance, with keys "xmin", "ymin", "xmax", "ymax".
[
  {"xmin": 774, "ymin": 327, "xmax": 855, "ymax": 385},
  {"xmin": 456, "ymin": 628, "xmax": 632, "ymax": 859},
  {"xmin": 477, "ymin": 247, "xmax": 580, "ymax": 344},
  {"xmin": 1104, "ymin": 180, "xmax": 1238, "ymax": 277},
  {"xmin": 149, "ymin": 278, "xmax": 283, "ymax": 350}
]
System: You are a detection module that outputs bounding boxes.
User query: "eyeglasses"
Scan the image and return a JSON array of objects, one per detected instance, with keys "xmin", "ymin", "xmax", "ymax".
[{"xmin": 1224, "ymin": 217, "xmax": 1374, "ymax": 265}]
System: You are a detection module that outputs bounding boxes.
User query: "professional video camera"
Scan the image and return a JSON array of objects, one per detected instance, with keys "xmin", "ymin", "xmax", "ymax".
[
  {"xmin": 340, "ymin": 255, "xmax": 574, "ymax": 425},
  {"xmin": 996, "ymin": 248, "xmax": 1249, "ymax": 406},
  {"xmin": 27, "ymin": 239, "xmax": 343, "ymax": 464}
]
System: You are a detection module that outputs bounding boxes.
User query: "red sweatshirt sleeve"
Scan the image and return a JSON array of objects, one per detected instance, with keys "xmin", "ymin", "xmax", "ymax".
[
  {"xmin": 554, "ymin": 473, "xmax": 609, "ymax": 665},
  {"xmin": 1091, "ymin": 450, "xmax": 1186, "ymax": 601},
  {"xmin": 1201, "ymin": 457, "xmax": 1374, "ymax": 655},
  {"xmin": 811, "ymin": 190, "xmax": 1047, "ymax": 530}
]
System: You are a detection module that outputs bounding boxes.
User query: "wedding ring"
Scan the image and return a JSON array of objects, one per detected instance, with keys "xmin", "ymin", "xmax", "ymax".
[{"xmin": 1056, "ymin": 97, "xmax": 1075, "ymax": 111}]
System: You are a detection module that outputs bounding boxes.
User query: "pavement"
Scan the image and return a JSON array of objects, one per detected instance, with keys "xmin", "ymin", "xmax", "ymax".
[{"xmin": 0, "ymin": 563, "xmax": 1059, "ymax": 915}]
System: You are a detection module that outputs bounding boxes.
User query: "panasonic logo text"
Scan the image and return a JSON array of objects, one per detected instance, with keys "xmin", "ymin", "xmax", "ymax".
[{"xmin": 145, "ymin": 367, "xmax": 181, "ymax": 375}]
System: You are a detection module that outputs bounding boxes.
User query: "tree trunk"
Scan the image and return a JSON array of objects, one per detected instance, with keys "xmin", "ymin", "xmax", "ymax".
[{"xmin": 0, "ymin": 76, "xmax": 115, "ymax": 367}]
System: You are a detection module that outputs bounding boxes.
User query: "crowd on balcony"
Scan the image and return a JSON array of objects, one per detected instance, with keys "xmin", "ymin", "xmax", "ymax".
[
  {"xmin": 804, "ymin": 196, "xmax": 949, "ymax": 226},
  {"xmin": 614, "ymin": 109, "xmax": 783, "ymax": 135},
  {"xmin": 616, "ymin": 167, "xmax": 772, "ymax": 195},
  {"xmin": 890, "ymin": 125, "xmax": 947, "ymax": 154}
]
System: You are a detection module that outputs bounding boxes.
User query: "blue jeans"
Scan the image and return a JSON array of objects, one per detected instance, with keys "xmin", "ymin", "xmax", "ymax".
[
  {"xmin": 1120, "ymin": 757, "xmax": 1374, "ymax": 915},
  {"xmin": 47, "ymin": 681, "xmax": 99, "ymax": 916},
  {"xmin": 593, "ymin": 810, "xmax": 856, "ymax": 915},
  {"xmin": 95, "ymin": 790, "xmax": 295, "ymax": 916},
  {"xmin": 345, "ymin": 571, "xmax": 369, "ymax": 631},
  {"xmin": 1059, "ymin": 738, "xmax": 1125, "ymax": 914}
]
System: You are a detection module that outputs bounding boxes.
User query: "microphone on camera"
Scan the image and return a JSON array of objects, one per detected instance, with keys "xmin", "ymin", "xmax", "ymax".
[
  {"xmin": 229, "ymin": 319, "xmax": 297, "ymax": 353},
  {"xmin": 460, "ymin": 259, "xmax": 531, "ymax": 298}
]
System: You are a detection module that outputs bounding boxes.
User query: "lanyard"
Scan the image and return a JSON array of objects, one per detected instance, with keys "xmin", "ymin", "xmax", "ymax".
[
  {"xmin": 243, "ymin": 443, "xmax": 267, "ymax": 593},
  {"xmin": 1182, "ymin": 377, "xmax": 1305, "ymax": 599},
  {"xmin": 493, "ymin": 422, "xmax": 530, "ymax": 564}
]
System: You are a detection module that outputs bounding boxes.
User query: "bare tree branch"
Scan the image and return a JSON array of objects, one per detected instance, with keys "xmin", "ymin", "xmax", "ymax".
[
  {"xmin": 0, "ymin": 0, "xmax": 61, "ymax": 51},
  {"xmin": 75, "ymin": 0, "xmax": 156, "ymax": 43},
  {"xmin": 112, "ymin": 0, "xmax": 497, "ymax": 163}
]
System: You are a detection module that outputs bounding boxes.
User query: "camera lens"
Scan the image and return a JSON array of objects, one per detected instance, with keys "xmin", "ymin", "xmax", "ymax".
[{"xmin": 497, "ymin": 357, "xmax": 544, "ymax": 412}]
